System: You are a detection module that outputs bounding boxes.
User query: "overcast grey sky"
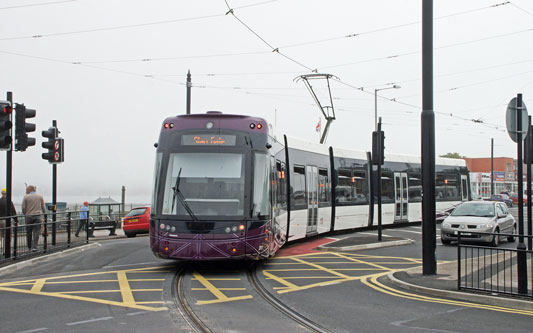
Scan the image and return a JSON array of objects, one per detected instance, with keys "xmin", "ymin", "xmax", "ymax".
[{"xmin": 1, "ymin": 0, "xmax": 532, "ymax": 204}]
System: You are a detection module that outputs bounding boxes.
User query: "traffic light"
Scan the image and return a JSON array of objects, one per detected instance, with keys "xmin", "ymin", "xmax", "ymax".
[
  {"xmin": 14, "ymin": 104, "xmax": 36, "ymax": 151},
  {"xmin": 0, "ymin": 100, "xmax": 12, "ymax": 150},
  {"xmin": 42, "ymin": 126, "xmax": 57, "ymax": 162},
  {"xmin": 372, "ymin": 130, "xmax": 385, "ymax": 165}
]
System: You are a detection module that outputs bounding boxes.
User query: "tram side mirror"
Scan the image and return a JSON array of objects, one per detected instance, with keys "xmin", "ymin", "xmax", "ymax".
[
  {"xmin": 154, "ymin": 143, "xmax": 158, "ymax": 148},
  {"xmin": 266, "ymin": 143, "xmax": 272, "ymax": 149}
]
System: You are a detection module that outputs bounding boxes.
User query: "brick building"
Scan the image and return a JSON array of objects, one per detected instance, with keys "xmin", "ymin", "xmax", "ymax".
[{"xmin": 463, "ymin": 157, "xmax": 517, "ymax": 198}]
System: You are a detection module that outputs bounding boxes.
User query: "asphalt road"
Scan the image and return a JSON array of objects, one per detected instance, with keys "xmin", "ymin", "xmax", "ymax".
[{"xmin": 1, "ymin": 222, "xmax": 532, "ymax": 333}]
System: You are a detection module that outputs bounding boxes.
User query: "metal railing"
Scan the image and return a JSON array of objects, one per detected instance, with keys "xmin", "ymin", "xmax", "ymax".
[
  {"xmin": 457, "ymin": 231, "xmax": 533, "ymax": 298},
  {"xmin": 0, "ymin": 210, "xmax": 91, "ymax": 264}
]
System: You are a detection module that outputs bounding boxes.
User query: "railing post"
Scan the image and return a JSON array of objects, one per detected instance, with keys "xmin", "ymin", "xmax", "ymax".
[
  {"xmin": 13, "ymin": 217, "xmax": 17, "ymax": 258},
  {"xmin": 4, "ymin": 216, "xmax": 11, "ymax": 259},
  {"xmin": 67, "ymin": 212, "xmax": 71, "ymax": 247},
  {"xmin": 457, "ymin": 231, "xmax": 461, "ymax": 290},
  {"xmin": 86, "ymin": 211, "xmax": 90, "ymax": 243},
  {"xmin": 43, "ymin": 213, "xmax": 47, "ymax": 253}
]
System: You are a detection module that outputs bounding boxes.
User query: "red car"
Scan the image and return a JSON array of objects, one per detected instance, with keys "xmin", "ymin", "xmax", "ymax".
[
  {"xmin": 511, "ymin": 193, "xmax": 528, "ymax": 205},
  {"xmin": 123, "ymin": 206, "xmax": 150, "ymax": 238}
]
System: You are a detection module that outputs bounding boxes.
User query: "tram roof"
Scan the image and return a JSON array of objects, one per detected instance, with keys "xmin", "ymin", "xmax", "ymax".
[{"xmin": 277, "ymin": 131, "xmax": 465, "ymax": 167}]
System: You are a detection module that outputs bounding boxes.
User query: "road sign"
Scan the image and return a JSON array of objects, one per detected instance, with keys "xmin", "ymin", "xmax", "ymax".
[{"xmin": 506, "ymin": 97, "xmax": 529, "ymax": 143}]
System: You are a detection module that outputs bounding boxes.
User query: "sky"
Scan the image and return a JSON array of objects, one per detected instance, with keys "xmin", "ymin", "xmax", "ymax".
[{"xmin": 1, "ymin": 0, "xmax": 532, "ymax": 204}]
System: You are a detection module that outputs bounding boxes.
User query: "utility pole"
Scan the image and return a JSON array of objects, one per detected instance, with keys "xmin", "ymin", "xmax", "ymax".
[
  {"xmin": 421, "ymin": 0, "xmax": 436, "ymax": 275},
  {"xmin": 491, "ymin": 138, "xmax": 494, "ymax": 196},
  {"xmin": 186, "ymin": 70, "xmax": 192, "ymax": 115}
]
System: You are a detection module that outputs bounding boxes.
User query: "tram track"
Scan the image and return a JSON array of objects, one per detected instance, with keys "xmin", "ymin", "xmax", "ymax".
[
  {"xmin": 172, "ymin": 265, "xmax": 213, "ymax": 333},
  {"xmin": 247, "ymin": 263, "xmax": 333, "ymax": 333}
]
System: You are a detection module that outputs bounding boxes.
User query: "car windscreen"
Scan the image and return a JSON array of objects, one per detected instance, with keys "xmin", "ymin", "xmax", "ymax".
[
  {"xmin": 127, "ymin": 208, "xmax": 147, "ymax": 217},
  {"xmin": 451, "ymin": 203, "xmax": 494, "ymax": 217}
]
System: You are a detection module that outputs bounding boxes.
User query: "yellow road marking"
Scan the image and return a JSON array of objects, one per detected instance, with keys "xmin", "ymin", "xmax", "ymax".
[
  {"xmin": 362, "ymin": 272, "xmax": 533, "ymax": 316},
  {"xmin": 0, "ymin": 265, "xmax": 172, "ymax": 311},
  {"xmin": 192, "ymin": 272, "xmax": 228, "ymax": 300},
  {"xmin": 31, "ymin": 279, "xmax": 46, "ymax": 293},
  {"xmin": 263, "ymin": 270, "xmax": 299, "ymax": 290},
  {"xmin": 117, "ymin": 271, "xmax": 136, "ymax": 306},
  {"xmin": 192, "ymin": 288, "xmax": 247, "ymax": 291},
  {"xmin": 291, "ymin": 257, "xmax": 350, "ymax": 279},
  {"xmin": 197, "ymin": 295, "xmax": 253, "ymax": 305},
  {"xmin": 0, "ymin": 285, "xmax": 167, "ymax": 311}
]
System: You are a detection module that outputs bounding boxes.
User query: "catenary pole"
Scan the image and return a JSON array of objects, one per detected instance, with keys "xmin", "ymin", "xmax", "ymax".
[
  {"xmin": 186, "ymin": 70, "xmax": 191, "ymax": 115},
  {"xmin": 422, "ymin": 0, "xmax": 436, "ymax": 275}
]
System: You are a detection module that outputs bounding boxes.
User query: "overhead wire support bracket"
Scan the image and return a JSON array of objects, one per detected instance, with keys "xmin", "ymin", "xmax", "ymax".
[{"xmin": 295, "ymin": 73, "xmax": 339, "ymax": 144}]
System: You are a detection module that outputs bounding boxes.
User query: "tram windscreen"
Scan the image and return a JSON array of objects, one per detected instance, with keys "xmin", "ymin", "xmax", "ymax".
[{"xmin": 162, "ymin": 153, "xmax": 245, "ymax": 217}]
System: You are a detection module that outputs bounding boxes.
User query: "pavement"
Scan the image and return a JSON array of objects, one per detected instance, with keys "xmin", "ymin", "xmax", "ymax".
[{"xmin": 318, "ymin": 234, "xmax": 533, "ymax": 311}]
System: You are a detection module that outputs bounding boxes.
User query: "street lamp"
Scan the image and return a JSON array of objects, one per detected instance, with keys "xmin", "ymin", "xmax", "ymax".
[{"xmin": 374, "ymin": 85, "xmax": 401, "ymax": 131}]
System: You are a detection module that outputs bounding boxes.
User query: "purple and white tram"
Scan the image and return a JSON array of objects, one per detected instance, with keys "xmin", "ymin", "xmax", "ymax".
[{"xmin": 150, "ymin": 111, "xmax": 470, "ymax": 260}]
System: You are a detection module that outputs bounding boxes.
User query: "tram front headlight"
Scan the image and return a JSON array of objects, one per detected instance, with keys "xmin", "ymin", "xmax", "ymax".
[
  {"xmin": 170, "ymin": 226, "xmax": 176, "ymax": 233},
  {"xmin": 232, "ymin": 226, "xmax": 238, "ymax": 233},
  {"xmin": 159, "ymin": 223, "xmax": 166, "ymax": 230},
  {"xmin": 166, "ymin": 225, "xmax": 171, "ymax": 231},
  {"xmin": 225, "ymin": 227, "xmax": 231, "ymax": 233}
]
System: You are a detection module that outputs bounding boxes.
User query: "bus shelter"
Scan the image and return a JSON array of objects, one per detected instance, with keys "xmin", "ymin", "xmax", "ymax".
[{"xmin": 89, "ymin": 197, "xmax": 121, "ymax": 222}]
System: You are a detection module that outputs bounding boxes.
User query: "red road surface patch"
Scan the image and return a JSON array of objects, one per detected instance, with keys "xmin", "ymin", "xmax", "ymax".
[{"xmin": 275, "ymin": 237, "xmax": 337, "ymax": 257}]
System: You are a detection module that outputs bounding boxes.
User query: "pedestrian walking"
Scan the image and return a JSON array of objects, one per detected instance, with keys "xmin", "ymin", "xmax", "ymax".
[
  {"xmin": 75, "ymin": 201, "xmax": 89, "ymax": 237},
  {"xmin": 21, "ymin": 185, "xmax": 46, "ymax": 252},
  {"xmin": 0, "ymin": 188, "xmax": 17, "ymax": 241}
]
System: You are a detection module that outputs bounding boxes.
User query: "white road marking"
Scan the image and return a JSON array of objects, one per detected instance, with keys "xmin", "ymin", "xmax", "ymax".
[
  {"xmin": 127, "ymin": 311, "xmax": 149, "ymax": 316},
  {"xmin": 66, "ymin": 317, "xmax": 114, "ymax": 326},
  {"xmin": 104, "ymin": 261, "xmax": 160, "ymax": 269},
  {"xmin": 16, "ymin": 328, "xmax": 48, "ymax": 333}
]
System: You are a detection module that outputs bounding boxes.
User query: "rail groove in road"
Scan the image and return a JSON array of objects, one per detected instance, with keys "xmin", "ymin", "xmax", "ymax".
[
  {"xmin": 248, "ymin": 262, "xmax": 333, "ymax": 333},
  {"xmin": 173, "ymin": 265, "xmax": 213, "ymax": 333}
]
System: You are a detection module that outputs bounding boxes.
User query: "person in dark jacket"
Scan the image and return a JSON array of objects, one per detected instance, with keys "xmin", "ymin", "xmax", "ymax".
[{"xmin": 0, "ymin": 187, "xmax": 17, "ymax": 240}]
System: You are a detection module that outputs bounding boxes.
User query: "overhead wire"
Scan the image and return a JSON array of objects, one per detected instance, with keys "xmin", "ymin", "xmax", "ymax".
[
  {"xmin": 0, "ymin": 0, "xmax": 274, "ymax": 41},
  {"xmin": 0, "ymin": 0, "xmax": 77, "ymax": 10}
]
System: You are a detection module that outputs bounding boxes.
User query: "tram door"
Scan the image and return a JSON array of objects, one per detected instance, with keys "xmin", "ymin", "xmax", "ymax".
[
  {"xmin": 460, "ymin": 175, "xmax": 468, "ymax": 201},
  {"xmin": 306, "ymin": 165, "xmax": 318, "ymax": 235},
  {"xmin": 394, "ymin": 172, "xmax": 409, "ymax": 222}
]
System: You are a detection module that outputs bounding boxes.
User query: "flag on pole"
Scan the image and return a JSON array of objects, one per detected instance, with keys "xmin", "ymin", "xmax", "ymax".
[{"xmin": 316, "ymin": 118, "xmax": 321, "ymax": 132}]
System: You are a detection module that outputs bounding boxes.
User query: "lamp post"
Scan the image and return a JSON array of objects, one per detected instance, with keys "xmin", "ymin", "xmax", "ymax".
[{"xmin": 374, "ymin": 85, "xmax": 401, "ymax": 131}]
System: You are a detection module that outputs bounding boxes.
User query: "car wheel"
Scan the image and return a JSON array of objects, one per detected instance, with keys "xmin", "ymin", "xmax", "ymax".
[
  {"xmin": 441, "ymin": 238, "xmax": 451, "ymax": 245},
  {"xmin": 507, "ymin": 225, "xmax": 516, "ymax": 242},
  {"xmin": 125, "ymin": 232, "xmax": 136, "ymax": 238},
  {"xmin": 490, "ymin": 228, "xmax": 500, "ymax": 247}
]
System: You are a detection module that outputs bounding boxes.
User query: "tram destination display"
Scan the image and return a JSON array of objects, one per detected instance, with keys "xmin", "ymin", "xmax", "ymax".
[{"xmin": 181, "ymin": 134, "xmax": 236, "ymax": 146}]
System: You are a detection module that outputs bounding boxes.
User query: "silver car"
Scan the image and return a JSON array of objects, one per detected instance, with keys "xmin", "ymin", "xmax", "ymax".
[{"xmin": 440, "ymin": 201, "xmax": 516, "ymax": 246}]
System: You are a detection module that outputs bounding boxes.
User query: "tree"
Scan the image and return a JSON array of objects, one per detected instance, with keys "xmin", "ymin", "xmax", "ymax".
[{"xmin": 439, "ymin": 152, "xmax": 465, "ymax": 159}]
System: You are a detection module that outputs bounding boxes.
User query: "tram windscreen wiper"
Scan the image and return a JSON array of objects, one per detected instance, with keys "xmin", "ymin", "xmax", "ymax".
[{"xmin": 171, "ymin": 168, "xmax": 198, "ymax": 221}]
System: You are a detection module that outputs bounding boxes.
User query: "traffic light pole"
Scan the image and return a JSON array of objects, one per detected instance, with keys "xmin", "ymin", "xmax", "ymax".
[
  {"xmin": 4, "ymin": 91, "xmax": 13, "ymax": 259},
  {"xmin": 51, "ymin": 120, "xmax": 57, "ymax": 246}
]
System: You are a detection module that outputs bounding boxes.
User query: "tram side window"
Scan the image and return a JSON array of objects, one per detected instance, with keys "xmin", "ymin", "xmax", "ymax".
[
  {"xmin": 336, "ymin": 169, "xmax": 367, "ymax": 205},
  {"xmin": 318, "ymin": 168, "xmax": 330, "ymax": 205},
  {"xmin": 292, "ymin": 165, "xmax": 306, "ymax": 209},
  {"xmin": 436, "ymin": 172, "xmax": 460, "ymax": 201},
  {"xmin": 381, "ymin": 171, "xmax": 394, "ymax": 204},
  {"xmin": 408, "ymin": 172, "xmax": 422, "ymax": 203}
]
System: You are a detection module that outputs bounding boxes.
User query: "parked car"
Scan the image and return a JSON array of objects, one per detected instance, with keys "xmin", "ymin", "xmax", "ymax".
[
  {"xmin": 485, "ymin": 194, "xmax": 513, "ymax": 207},
  {"xmin": 123, "ymin": 206, "xmax": 150, "ymax": 238},
  {"xmin": 440, "ymin": 201, "xmax": 516, "ymax": 246},
  {"xmin": 436, "ymin": 203, "xmax": 460, "ymax": 222},
  {"xmin": 510, "ymin": 192, "xmax": 528, "ymax": 205}
]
